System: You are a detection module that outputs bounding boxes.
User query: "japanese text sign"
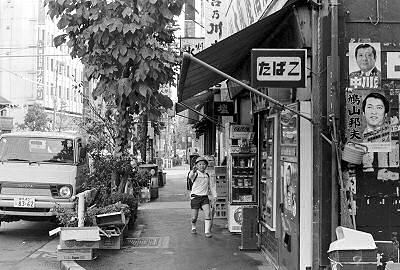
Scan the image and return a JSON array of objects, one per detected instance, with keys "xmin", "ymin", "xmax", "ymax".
[
  {"xmin": 251, "ymin": 49, "xmax": 306, "ymax": 88},
  {"xmin": 204, "ymin": 0, "xmax": 227, "ymax": 48},
  {"xmin": 214, "ymin": 101, "xmax": 234, "ymax": 116}
]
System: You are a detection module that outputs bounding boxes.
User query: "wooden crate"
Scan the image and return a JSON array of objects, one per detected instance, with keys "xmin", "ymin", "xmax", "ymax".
[{"xmin": 214, "ymin": 198, "xmax": 227, "ymax": 219}]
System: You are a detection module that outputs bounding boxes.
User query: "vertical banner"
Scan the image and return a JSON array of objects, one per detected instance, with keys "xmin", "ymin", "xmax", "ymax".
[
  {"xmin": 346, "ymin": 42, "xmax": 400, "ymax": 182},
  {"xmin": 204, "ymin": 0, "xmax": 227, "ymax": 48},
  {"xmin": 36, "ymin": 39, "xmax": 45, "ymax": 100}
]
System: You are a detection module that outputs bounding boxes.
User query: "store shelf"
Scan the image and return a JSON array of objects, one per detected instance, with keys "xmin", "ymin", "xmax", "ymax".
[{"xmin": 233, "ymin": 186, "xmax": 254, "ymax": 188}]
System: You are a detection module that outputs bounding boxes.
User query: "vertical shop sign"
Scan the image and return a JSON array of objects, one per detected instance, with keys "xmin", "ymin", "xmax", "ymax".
[
  {"xmin": 36, "ymin": 40, "xmax": 45, "ymax": 100},
  {"xmin": 204, "ymin": 0, "xmax": 227, "ymax": 48}
]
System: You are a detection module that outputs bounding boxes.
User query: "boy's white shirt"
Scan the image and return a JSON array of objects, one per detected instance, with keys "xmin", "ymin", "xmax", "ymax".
[{"xmin": 189, "ymin": 170, "xmax": 217, "ymax": 198}]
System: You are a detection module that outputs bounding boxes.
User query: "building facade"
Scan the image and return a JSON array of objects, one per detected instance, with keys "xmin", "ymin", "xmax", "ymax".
[
  {"xmin": 178, "ymin": 0, "xmax": 400, "ymax": 269},
  {"xmin": 0, "ymin": 0, "xmax": 86, "ymax": 130}
]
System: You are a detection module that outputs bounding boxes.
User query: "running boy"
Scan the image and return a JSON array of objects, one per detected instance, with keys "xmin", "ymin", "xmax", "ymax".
[{"xmin": 188, "ymin": 156, "xmax": 217, "ymax": 238}]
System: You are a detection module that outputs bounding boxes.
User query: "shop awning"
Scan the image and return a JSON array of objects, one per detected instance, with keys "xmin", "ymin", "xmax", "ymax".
[
  {"xmin": 177, "ymin": 0, "xmax": 306, "ymax": 103},
  {"xmin": 176, "ymin": 91, "xmax": 213, "ymax": 113}
]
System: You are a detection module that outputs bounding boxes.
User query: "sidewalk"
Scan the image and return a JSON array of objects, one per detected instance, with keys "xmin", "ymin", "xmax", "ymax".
[{"xmin": 78, "ymin": 164, "xmax": 275, "ymax": 270}]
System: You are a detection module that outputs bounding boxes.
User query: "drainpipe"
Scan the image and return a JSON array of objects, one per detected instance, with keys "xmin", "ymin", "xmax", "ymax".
[{"xmin": 330, "ymin": 0, "xmax": 340, "ymax": 240}]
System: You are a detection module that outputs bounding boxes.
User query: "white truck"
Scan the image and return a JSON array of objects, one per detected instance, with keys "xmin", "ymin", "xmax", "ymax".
[{"xmin": 0, "ymin": 131, "xmax": 87, "ymax": 227}]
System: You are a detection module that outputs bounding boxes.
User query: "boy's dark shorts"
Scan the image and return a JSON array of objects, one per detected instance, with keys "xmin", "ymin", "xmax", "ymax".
[{"xmin": 190, "ymin": 195, "xmax": 209, "ymax": 209}]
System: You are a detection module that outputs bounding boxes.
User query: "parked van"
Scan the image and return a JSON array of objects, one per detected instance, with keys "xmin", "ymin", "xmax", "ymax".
[{"xmin": 0, "ymin": 132, "xmax": 87, "ymax": 226}]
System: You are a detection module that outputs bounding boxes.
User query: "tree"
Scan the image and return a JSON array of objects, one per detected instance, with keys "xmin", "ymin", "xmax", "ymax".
[
  {"xmin": 46, "ymin": 0, "xmax": 183, "ymax": 190},
  {"xmin": 23, "ymin": 103, "xmax": 49, "ymax": 131}
]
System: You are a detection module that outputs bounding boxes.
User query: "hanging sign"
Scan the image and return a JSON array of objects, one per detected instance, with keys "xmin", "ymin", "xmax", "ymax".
[
  {"xmin": 251, "ymin": 49, "xmax": 307, "ymax": 88},
  {"xmin": 214, "ymin": 101, "xmax": 234, "ymax": 116}
]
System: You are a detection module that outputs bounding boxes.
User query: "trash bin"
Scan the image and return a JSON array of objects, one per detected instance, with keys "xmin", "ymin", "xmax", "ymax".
[
  {"xmin": 139, "ymin": 164, "xmax": 158, "ymax": 199},
  {"xmin": 158, "ymin": 170, "xmax": 164, "ymax": 187},
  {"xmin": 328, "ymin": 226, "xmax": 377, "ymax": 270},
  {"xmin": 162, "ymin": 172, "xmax": 166, "ymax": 185}
]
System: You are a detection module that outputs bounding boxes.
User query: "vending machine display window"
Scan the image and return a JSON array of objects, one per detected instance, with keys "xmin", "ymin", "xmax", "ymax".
[
  {"xmin": 260, "ymin": 115, "xmax": 278, "ymax": 231},
  {"xmin": 231, "ymin": 154, "xmax": 256, "ymax": 203}
]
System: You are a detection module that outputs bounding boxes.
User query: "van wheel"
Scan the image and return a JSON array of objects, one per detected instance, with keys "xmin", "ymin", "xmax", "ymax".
[{"xmin": 124, "ymin": 181, "xmax": 134, "ymax": 195}]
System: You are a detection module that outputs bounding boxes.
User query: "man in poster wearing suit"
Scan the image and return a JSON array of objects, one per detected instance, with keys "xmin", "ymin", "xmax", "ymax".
[{"xmin": 350, "ymin": 43, "xmax": 381, "ymax": 77}]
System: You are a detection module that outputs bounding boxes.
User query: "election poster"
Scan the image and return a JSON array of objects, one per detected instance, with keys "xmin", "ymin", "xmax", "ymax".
[{"xmin": 346, "ymin": 42, "xmax": 400, "ymax": 184}]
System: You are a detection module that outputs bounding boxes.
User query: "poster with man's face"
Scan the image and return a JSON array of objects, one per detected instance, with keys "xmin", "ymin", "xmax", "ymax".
[
  {"xmin": 346, "ymin": 42, "xmax": 400, "ymax": 182},
  {"xmin": 348, "ymin": 43, "xmax": 381, "ymax": 90}
]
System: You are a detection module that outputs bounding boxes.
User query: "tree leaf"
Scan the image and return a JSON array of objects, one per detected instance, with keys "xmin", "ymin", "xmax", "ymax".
[
  {"xmin": 122, "ymin": 6, "xmax": 133, "ymax": 18},
  {"xmin": 119, "ymin": 55, "xmax": 130, "ymax": 65},
  {"xmin": 160, "ymin": 5, "xmax": 173, "ymax": 19},
  {"xmin": 54, "ymin": 34, "xmax": 67, "ymax": 47},
  {"xmin": 119, "ymin": 46, "xmax": 127, "ymax": 56},
  {"xmin": 57, "ymin": 15, "xmax": 69, "ymax": 29},
  {"xmin": 138, "ymin": 84, "xmax": 150, "ymax": 97},
  {"xmin": 101, "ymin": 32, "xmax": 110, "ymax": 46},
  {"xmin": 112, "ymin": 48, "xmax": 119, "ymax": 59},
  {"xmin": 155, "ymin": 92, "xmax": 173, "ymax": 109}
]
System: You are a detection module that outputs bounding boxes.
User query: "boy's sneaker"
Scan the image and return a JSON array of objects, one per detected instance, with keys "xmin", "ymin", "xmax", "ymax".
[
  {"xmin": 191, "ymin": 228, "xmax": 197, "ymax": 234},
  {"xmin": 205, "ymin": 232, "xmax": 212, "ymax": 238}
]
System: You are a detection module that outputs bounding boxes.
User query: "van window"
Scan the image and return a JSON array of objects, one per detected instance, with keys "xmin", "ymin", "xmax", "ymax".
[{"xmin": 0, "ymin": 137, "xmax": 75, "ymax": 164}]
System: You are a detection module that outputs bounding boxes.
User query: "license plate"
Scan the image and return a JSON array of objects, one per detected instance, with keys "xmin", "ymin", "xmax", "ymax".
[{"xmin": 14, "ymin": 197, "xmax": 35, "ymax": 208}]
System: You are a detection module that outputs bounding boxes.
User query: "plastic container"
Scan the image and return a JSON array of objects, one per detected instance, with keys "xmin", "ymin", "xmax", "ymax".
[
  {"xmin": 342, "ymin": 142, "xmax": 368, "ymax": 164},
  {"xmin": 328, "ymin": 226, "xmax": 377, "ymax": 270}
]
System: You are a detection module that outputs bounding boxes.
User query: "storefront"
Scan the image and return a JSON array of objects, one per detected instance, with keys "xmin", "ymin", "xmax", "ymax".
[{"xmin": 178, "ymin": 0, "xmax": 318, "ymax": 268}]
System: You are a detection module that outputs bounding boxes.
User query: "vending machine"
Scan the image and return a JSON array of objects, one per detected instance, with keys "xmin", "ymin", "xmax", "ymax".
[{"xmin": 226, "ymin": 123, "xmax": 257, "ymax": 233}]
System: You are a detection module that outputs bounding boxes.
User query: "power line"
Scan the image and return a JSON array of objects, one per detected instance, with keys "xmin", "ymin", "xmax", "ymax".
[
  {"xmin": 0, "ymin": 66, "xmax": 46, "ymax": 87},
  {"xmin": 0, "ymin": 54, "xmax": 73, "ymax": 58}
]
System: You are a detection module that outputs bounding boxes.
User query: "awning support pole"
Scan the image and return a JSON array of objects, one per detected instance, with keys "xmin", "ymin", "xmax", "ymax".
[{"xmin": 183, "ymin": 52, "xmax": 313, "ymax": 124}]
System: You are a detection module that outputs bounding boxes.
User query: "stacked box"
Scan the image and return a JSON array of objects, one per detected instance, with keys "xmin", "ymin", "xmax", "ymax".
[
  {"xmin": 99, "ymin": 233, "xmax": 123, "ymax": 249},
  {"xmin": 57, "ymin": 245, "xmax": 95, "ymax": 261},
  {"xmin": 48, "ymin": 227, "xmax": 101, "ymax": 261},
  {"xmin": 215, "ymin": 166, "xmax": 228, "ymax": 198},
  {"xmin": 99, "ymin": 225, "xmax": 126, "ymax": 249},
  {"xmin": 214, "ymin": 197, "xmax": 227, "ymax": 219}
]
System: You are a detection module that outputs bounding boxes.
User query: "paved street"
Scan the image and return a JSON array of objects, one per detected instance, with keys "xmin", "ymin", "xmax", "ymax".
[
  {"xmin": 0, "ymin": 220, "xmax": 59, "ymax": 270},
  {"xmin": 79, "ymin": 164, "xmax": 275, "ymax": 270}
]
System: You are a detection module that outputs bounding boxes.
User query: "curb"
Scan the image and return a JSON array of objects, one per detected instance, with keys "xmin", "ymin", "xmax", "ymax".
[{"xmin": 60, "ymin": 260, "xmax": 86, "ymax": 270}]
